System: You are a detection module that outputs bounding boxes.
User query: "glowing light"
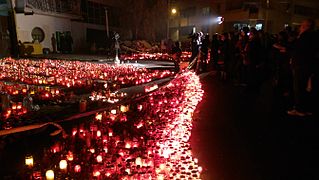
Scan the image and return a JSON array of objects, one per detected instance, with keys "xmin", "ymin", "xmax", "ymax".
[
  {"xmin": 45, "ymin": 170, "xmax": 54, "ymax": 180},
  {"xmin": 198, "ymin": 166, "xmax": 203, "ymax": 172},
  {"xmin": 125, "ymin": 142, "xmax": 131, "ymax": 149},
  {"xmin": 74, "ymin": 165, "xmax": 81, "ymax": 173},
  {"xmin": 25, "ymin": 155, "xmax": 33, "ymax": 168},
  {"xmin": 145, "ymin": 84, "xmax": 158, "ymax": 93},
  {"xmin": 110, "ymin": 109, "xmax": 117, "ymax": 115},
  {"xmin": 108, "ymin": 129, "xmax": 113, "ymax": 137},
  {"xmin": 171, "ymin": 8, "xmax": 177, "ymax": 14},
  {"xmin": 66, "ymin": 151, "xmax": 74, "ymax": 161},
  {"xmin": 136, "ymin": 122, "xmax": 143, "ymax": 129},
  {"xmin": 120, "ymin": 105, "xmax": 129, "ymax": 112},
  {"xmin": 96, "ymin": 155, "xmax": 103, "ymax": 163},
  {"xmin": 135, "ymin": 157, "xmax": 142, "ymax": 166},
  {"xmin": 96, "ymin": 130, "xmax": 101, "ymax": 137},
  {"xmin": 93, "ymin": 170, "xmax": 100, "ymax": 177},
  {"xmin": 13, "ymin": 70, "xmax": 204, "ymax": 179},
  {"xmin": 59, "ymin": 160, "xmax": 67, "ymax": 170},
  {"xmin": 95, "ymin": 113, "xmax": 102, "ymax": 121}
]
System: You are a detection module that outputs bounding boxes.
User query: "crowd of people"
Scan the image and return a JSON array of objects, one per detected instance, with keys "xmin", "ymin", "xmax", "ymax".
[{"xmin": 171, "ymin": 19, "xmax": 319, "ymax": 117}]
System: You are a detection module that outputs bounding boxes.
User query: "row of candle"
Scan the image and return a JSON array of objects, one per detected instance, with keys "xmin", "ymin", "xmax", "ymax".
[
  {"xmin": 0, "ymin": 58, "xmax": 174, "ymax": 89},
  {"xmin": 0, "ymin": 82, "xmax": 61, "ymax": 97},
  {"xmin": 0, "ymin": 57, "xmax": 175, "ymax": 129},
  {"xmin": 122, "ymin": 52, "xmax": 192, "ymax": 62},
  {"xmin": 20, "ymin": 71, "xmax": 204, "ymax": 179}
]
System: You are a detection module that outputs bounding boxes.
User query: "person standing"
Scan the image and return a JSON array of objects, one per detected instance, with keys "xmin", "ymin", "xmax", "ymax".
[
  {"xmin": 189, "ymin": 32, "xmax": 199, "ymax": 63},
  {"xmin": 245, "ymin": 28, "xmax": 262, "ymax": 92},
  {"xmin": 60, "ymin": 33, "xmax": 66, "ymax": 54},
  {"xmin": 200, "ymin": 34, "xmax": 210, "ymax": 72},
  {"xmin": 51, "ymin": 33, "xmax": 57, "ymax": 53},
  {"xmin": 272, "ymin": 31, "xmax": 292, "ymax": 97},
  {"xmin": 65, "ymin": 32, "xmax": 73, "ymax": 54},
  {"xmin": 172, "ymin": 41, "xmax": 182, "ymax": 64},
  {"xmin": 287, "ymin": 19, "xmax": 317, "ymax": 116},
  {"xmin": 210, "ymin": 34, "xmax": 220, "ymax": 69}
]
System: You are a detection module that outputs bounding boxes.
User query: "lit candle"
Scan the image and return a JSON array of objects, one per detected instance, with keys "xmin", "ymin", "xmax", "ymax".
[
  {"xmin": 120, "ymin": 105, "xmax": 129, "ymax": 112},
  {"xmin": 17, "ymin": 102, "xmax": 22, "ymax": 110},
  {"xmin": 110, "ymin": 109, "xmax": 117, "ymax": 115},
  {"xmin": 12, "ymin": 103, "xmax": 17, "ymax": 110},
  {"xmin": 25, "ymin": 155, "xmax": 33, "ymax": 168},
  {"xmin": 93, "ymin": 170, "xmax": 100, "ymax": 177},
  {"xmin": 125, "ymin": 142, "xmax": 131, "ymax": 149},
  {"xmin": 96, "ymin": 155, "xmax": 103, "ymax": 163},
  {"xmin": 96, "ymin": 130, "xmax": 101, "ymax": 137},
  {"xmin": 135, "ymin": 157, "xmax": 142, "ymax": 167},
  {"xmin": 45, "ymin": 170, "xmax": 54, "ymax": 180},
  {"xmin": 95, "ymin": 113, "xmax": 102, "ymax": 121},
  {"xmin": 108, "ymin": 129, "xmax": 113, "ymax": 137},
  {"xmin": 66, "ymin": 151, "xmax": 74, "ymax": 161},
  {"xmin": 74, "ymin": 165, "xmax": 81, "ymax": 173},
  {"xmin": 59, "ymin": 160, "xmax": 67, "ymax": 171}
]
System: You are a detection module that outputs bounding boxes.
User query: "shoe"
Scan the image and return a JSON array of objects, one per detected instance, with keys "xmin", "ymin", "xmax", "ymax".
[{"xmin": 287, "ymin": 109, "xmax": 306, "ymax": 117}]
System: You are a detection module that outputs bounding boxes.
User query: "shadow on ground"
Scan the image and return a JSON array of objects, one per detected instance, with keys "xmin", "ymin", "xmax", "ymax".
[{"xmin": 191, "ymin": 74, "xmax": 319, "ymax": 180}]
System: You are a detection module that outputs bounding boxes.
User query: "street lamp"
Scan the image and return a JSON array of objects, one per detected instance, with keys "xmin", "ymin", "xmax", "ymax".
[
  {"xmin": 167, "ymin": 4, "xmax": 177, "ymax": 39},
  {"xmin": 171, "ymin": 8, "xmax": 177, "ymax": 15}
]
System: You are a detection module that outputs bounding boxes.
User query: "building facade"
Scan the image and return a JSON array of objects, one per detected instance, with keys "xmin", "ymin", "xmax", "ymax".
[
  {"xmin": 168, "ymin": 0, "xmax": 222, "ymax": 41},
  {"xmin": 169, "ymin": 0, "xmax": 319, "ymax": 41},
  {"xmin": 11, "ymin": 0, "xmax": 127, "ymax": 53},
  {"xmin": 4, "ymin": 0, "xmax": 318, "ymax": 56},
  {"xmin": 220, "ymin": 0, "xmax": 319, "ymax": 33}
]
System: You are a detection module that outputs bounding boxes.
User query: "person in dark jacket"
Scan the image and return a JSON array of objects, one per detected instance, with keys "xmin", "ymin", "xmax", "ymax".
[
  {"xmin": 244, "ymin": 28, "xmax": 262, "ymax": 92},
  {"xmin": 200, "ymin": 34, "xmax": 210, "ymax": 72},
  {"xmin": 272, "ymin": 31, "xmax": 292, "ymax": 96},
  {"xmin": 210, "ymin": 34, "xmax": 220, "ymax": 69},
  {"xmin": 287, "ymin": 19, "xmax": 317, "ymax": 116},
  {"xmin": 172, "ymin": 41, "xmax": 182, "ymax": 64}
]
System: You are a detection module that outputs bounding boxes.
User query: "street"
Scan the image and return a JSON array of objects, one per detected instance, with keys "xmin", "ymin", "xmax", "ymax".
[{"xmin": 191, "ymin": 73, "xmax": 319, "ymax": 180}]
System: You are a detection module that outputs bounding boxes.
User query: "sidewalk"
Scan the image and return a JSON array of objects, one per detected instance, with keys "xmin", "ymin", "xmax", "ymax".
[
  {"xmin": 29, "ymin": 53, "xmax": 114, "ymax": 62},
  {"xmin": 191, "ymin": 73, "xmax": 319, "ymax": 180},
  {"xmin": 27, "ymin": 53, "xmax": 178, "ymax": 70}
]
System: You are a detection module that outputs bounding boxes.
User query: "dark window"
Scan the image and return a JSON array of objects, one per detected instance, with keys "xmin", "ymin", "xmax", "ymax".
[
  {"xmin": 226, "ymin": 1, "xmax": 243, "ymax": 11},
  {"xmin": 83, "ymin": 1, "xmax": 120, "ymax": 27},
  {"xmin": 202, "ymin": 7, "xmax": 211, "ymax": 16},
  {"xmin": 180, "ymin": 26, "xmax": 194, "ymax": 37},
  {"xmin": 294, "ymin": 5, "xmax": 318, "ymax": 17},
  {"xmin": 180, "ymin": 7, "xmax": 196, "ymax": 18},
  {"xmin": 26, "ymin": 0, "xmax": 76, "ymax": 13}
]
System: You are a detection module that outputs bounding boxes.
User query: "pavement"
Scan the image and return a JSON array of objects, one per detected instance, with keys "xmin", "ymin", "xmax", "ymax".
[
  {"xmin": 191, "ymin": 73, "xmax": 319, "ymax": 180},
  {"xmin": 29, "ymin": 53, "xmax": 115, "ymax": 62},
  {"xmin": 27, "ymin": 53, "xmax": 177, "ymax": 69}
]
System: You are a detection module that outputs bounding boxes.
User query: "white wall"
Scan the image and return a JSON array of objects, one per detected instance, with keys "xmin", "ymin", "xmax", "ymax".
[
  {"xmin": 16, "ymin": 13, "xmax": 106, "ymax": 53},
  {"xmin": 15, "ymin": 14, "xmax": 71, "ymax": 51}
]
